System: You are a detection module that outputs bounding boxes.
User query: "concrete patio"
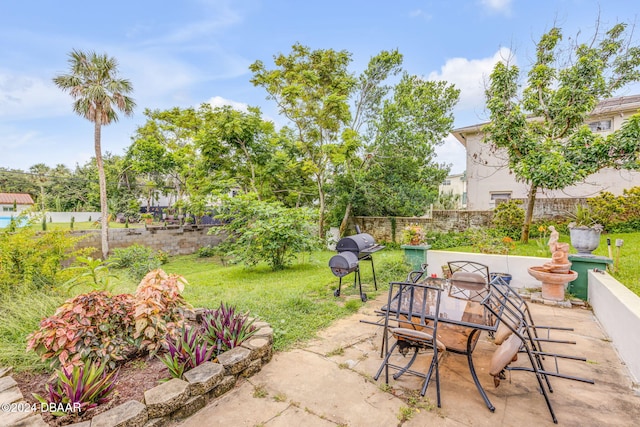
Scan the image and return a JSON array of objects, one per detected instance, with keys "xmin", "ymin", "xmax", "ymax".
[{"xmin": 175, "ymin": 293, "xmax": 640, "ymax": 427}]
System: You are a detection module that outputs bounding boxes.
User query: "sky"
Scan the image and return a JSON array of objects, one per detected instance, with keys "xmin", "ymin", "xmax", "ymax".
[{"xmin": 2, "ymin": 0, "xmax": 640, "ymax": 175}]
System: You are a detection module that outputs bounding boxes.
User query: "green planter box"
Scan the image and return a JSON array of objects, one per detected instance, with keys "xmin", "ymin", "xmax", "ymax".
[
  {"xmin": 401, "ymin": 244, "xmax": 430, "ymax": 271},
  {"xmin": 568, "ymin": 254, "xmax": 612, "ymax": 300}
]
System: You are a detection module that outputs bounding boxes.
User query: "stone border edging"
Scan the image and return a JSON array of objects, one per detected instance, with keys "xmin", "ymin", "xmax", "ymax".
[{"xmin": 0, "ymin": 320, "xmax": 274, "ymax": 427}]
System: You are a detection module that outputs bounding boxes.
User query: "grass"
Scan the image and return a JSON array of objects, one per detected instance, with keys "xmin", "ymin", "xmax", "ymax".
[
  {"xmin": 0, "ymin": 249, "xmax": 406, "ymax": 372},
  {"xmin": 443, "ymin": 231, "xmax": 640, "ymax": 296}
]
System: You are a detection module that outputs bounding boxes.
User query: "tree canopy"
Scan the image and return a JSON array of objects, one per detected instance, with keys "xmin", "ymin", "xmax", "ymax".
[{"xmin": 484, "ymin": 22, "xmax": 640, "ymax": 242}]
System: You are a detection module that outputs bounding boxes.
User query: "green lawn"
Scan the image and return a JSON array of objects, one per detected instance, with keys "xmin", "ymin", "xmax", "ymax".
[{"xmin": 0, "ymin": 249, "xmax": 406, "ymax": 372}]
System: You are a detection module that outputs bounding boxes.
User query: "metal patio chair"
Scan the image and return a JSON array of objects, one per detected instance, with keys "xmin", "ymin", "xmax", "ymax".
[
  {"xmin": 447, "ymin": 261, "xmax": 491, "ymax": 302},
  {"xmin": 374, "ymin": 279, "xmax": 446, "ymax": 406},
  {"xmin": 488, "ymin": 276, "xmax": 577, "ymax": 351},
  {"xmin": 481, "ymin": 287, "xmax": 594, "ymax": 424}
]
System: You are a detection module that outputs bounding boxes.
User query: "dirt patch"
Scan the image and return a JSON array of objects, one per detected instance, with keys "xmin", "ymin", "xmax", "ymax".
[{"xmin": 13, "ymin": 356, "xmax": 170, "ymax": 426}]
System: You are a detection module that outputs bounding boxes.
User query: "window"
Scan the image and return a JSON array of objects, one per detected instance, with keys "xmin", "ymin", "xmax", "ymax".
[
  {"xmin": 490, "ymin": 192, "xmax": 511, "ymax": 206},
  {"xmin": 587, "ymin": 120, "xmax": 611, "ymax": 132},
  {"xmin": 2, "ymin": 206, "xmax": 15, "ymax": 212},
  {"xmin": 442, "ymin": 179, "xmax": 451, "ymax": 186}
]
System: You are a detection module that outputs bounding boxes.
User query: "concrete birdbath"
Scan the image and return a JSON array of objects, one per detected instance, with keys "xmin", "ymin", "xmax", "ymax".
[{"xmin": 527, "ymin": 266, "xmax": 578, "ymax": 301}]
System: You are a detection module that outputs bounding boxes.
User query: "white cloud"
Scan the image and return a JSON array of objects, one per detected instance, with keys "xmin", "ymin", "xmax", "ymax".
[
  {"xmin": 428, "ymin": 47, "xmax": 514, "ymax": 111},
  {"xmin": 479, "ymin": 0, "xmax": 512, "ymax": 14},
  {"xmin": 409, "ymin": 9, "xmax": 432, "ymax": 20},
  {"xmin": 206, "ymin": 96, "xmax": 248, "ymax": 111},
  {"xmin": 0, "ymin": 70, "xmax": 69, "ymax": 120}
]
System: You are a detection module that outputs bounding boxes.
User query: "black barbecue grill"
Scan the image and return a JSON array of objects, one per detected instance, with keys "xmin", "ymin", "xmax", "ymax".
[{"xmin": 329, "ymin": 232, "xmax": 385, "ymax": 302}]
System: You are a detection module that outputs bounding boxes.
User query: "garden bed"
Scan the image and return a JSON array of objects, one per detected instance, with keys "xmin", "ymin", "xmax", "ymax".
[{"xmin": 7, "ymin": 320, "xmax": 274, "ymax": 426}]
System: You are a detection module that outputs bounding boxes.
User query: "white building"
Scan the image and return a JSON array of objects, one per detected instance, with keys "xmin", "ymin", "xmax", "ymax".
[
  {"xmin": 451, "ymin": 95, "xmax": 640, "ymax": 211},
  {"xmin": 438, "ymin": 173, "xmax": 467, "ymax": 209},
  {"xmin": 0, "ymin": 192, "xmax": 34, "ymax": 214}
]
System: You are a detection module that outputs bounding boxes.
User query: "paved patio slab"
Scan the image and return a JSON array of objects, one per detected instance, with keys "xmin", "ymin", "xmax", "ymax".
[{"xmin": 174, "ymin": 294, "xmax": 640, "ymax": 427}]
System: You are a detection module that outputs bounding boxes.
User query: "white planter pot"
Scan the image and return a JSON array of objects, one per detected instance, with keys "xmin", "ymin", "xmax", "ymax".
[{"xmin": 569, "ymin": 227, "xmax": 602, "ymax": 255}]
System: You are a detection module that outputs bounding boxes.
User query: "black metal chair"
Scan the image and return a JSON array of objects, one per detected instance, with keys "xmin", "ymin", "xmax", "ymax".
[
  {"xmin": 488, "ymin": 275, "xmax": 577, "ymax": 350},
  {"xmin": 374, "ymin": 279, "xmax": 446, "ymax": 406},
  {"xmin": 481, "ymin": 285, "xmax": 594, "ymax": 424},
  {"xmin": 447, "ymin": 261, "xmax": 491, "ymax": 302}
]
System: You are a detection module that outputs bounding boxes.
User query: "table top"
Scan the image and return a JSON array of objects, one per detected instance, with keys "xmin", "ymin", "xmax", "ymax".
[{"xmin": 384, "ymin": 277, "xmax": 495, "ymax": 331}]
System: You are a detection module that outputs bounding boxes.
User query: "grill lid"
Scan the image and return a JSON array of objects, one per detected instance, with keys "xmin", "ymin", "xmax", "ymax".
[{"xmin": 336, "ymin": 233, "xmax": 376, "ymax": 254}]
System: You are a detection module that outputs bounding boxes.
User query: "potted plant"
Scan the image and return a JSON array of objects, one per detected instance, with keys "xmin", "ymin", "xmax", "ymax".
[
  {"xmin": 141, "ymin": 213, "xmax": 153, "ymax": 225},
  {"xmin": 402, "ymin": 225, "xmax": 426, "ymax": 246},
  {"xmin": 400, "ymin": 225, "xmax": 430, "ymax": 270},
  {"xmin": 567, "ymin": 205, "xmax": 603, "ymax": 255}
]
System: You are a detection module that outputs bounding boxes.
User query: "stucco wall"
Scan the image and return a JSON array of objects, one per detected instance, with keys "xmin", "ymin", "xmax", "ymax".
[
  {"xmin": 71, "ymin": 225, "xmax": 224, "ymax": 257},
  {"xmin": 588, "ymin": 270, "xmax": 640, "ymax": 384},
  {"xmin": 424, "ymin": 250, "xmax": 547, "ymax": 289}
]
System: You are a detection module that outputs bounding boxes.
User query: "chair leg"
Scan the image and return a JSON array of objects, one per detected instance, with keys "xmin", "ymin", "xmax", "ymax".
[
  {"xmin": 374, "ymin": 341, "xmax": 398, "ymax": 382},
  {"xmin": 393, "ymin": 346, "xmax": 419, "ymax": 380},
  {"xmin": 465, "ymin": 330, "xmax": 495, "ymax": 412},
  {"xmin": 420, "ymin": 349, "xmax": 442, "ymax": 408}
]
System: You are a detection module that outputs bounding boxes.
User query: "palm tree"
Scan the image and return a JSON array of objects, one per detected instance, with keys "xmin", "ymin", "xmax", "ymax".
[{"xmin": 54, "ymin": 49, "xmax": 135, "ymax": 259}]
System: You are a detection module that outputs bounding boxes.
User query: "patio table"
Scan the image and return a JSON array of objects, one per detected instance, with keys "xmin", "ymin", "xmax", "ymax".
[{"xmin": 377, "ymin": 276, "xmax": 500, "ymax": 412}]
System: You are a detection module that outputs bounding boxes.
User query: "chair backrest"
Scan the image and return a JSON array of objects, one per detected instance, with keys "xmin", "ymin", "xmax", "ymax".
[
  {"xmin": 448, "ymin": 261, "xmax": 491, "ymax": 302},
  {"xmin": 448, "ymin": 261, "xmax": 490, "ymax": 283},
  {"xmin": 384, "ymin": 279, "xmax": 444, "ymax": 342}
]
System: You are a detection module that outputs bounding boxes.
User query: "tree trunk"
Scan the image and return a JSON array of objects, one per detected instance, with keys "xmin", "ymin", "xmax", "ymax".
[
  {"xmin": 94, "ymin": 116, "xmax": 109, "ymax": 259},
  {"xmin": 521, "ymin": 182, "xmax": 537, "ymax": 244},
  {"xmin": 316, "ymin": 174, "xmax": 325, "ymax": 239},
  {"xmin": 339, "ymin": 202, "xmax": 352, "ymax": 237}
]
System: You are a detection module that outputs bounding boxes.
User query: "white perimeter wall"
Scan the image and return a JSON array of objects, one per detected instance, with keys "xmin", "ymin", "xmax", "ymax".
[
  {"xmin": 425, "ymin": 250, "xmax": 547, "ymax": 289},
  {"xmin": 31, "ymin": 212, "xmax": 101, "ymax": 223},
  {"xmin": 588, "ymin": 271, "xmax": 640, "ymax": 384}
]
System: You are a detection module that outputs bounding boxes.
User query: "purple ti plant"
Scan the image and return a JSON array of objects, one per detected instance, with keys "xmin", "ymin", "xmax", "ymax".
[
  {"xmin": 200, "ymin": 302, "xmax": 257, "ymax": 355},
  {"xmin": 158, "ymin": 325, "xmax": 214, "ymax": 378},
  {"xmin": 32, "ymin": 361, "xmax": 118, "ymax": 416}
]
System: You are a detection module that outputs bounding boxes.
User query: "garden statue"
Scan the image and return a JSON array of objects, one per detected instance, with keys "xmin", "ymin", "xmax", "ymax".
[{"xmin": 548, "ymin": 225, "xmax": 560, "ymax": 253}]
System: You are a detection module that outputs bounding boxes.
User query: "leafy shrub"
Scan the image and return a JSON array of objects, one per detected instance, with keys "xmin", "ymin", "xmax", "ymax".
[
  {"xmin": 33, "ymin": 362, "xmax": 118, "ymax": 416},
  {"xmin": 588, "ymin": 187, "xmax": 640, "ymax": 232},
  {"xmin": 212, "ymin": 194, "xmax": 320, "ymax": 270},
  {"xmin": 158, "ymin": 325, "xmax": 214, "ymax": 378},
  {"xmin": 27, "ymin": 269, "xmax": 191, "ymax": 369},
  {"xmin": 26, "ymin": 291, "xmax": 136, "ymax": 370},
  {"xmin": 62, "ymin": 256, "xmax": 118, "ymax": 292},
  {"xmin": 467, "ymin": 228, "xmax": 516, "ymax": 255},
  {"xmin": 491, "ymin": 200, "xmax": 524, "ymax": 239},
  {"xmin": 200, "ymin": 302, "xmax": 257, "ymax": 355},
  {"xmin": 133, "ymin": 269, "xmax": 191, "ymax": 356},
  {"xmin": 197, "ymin": 245, "xmax": 217, "ymax": 258},
  {"xmin": 424, "ymin": 230, "xmax": 472, "ymax": 249},
  {"xmin": 110, "ymin": 244, "xmax": 163, "ymax": 280},
  {"xmin": 0, "ymin": 226, "xmax": 89, "ymax": 292}
]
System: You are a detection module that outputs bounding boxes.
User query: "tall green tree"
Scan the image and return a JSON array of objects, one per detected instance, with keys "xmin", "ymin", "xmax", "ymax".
[
  {"xmin": 128, "ymin": 107, "xmax": 200, "ymax": 207},
  {"xmin": 54, "ymin": 50, "xmax": 135, "ymax": 258},
  {"xmin": 329, "ymin": 51, "xmax": 458, "ymax": 233},
  {"xmin": 484, "ymin": 22, "xmax": 640, "ymax": 242},
  {"xmin": 250, "ymin": 43, "xmax": 356, "ymax": 238},
  {"xmin": 197, "ymin": 105, "xmax": 276, "ymax": 198}
]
